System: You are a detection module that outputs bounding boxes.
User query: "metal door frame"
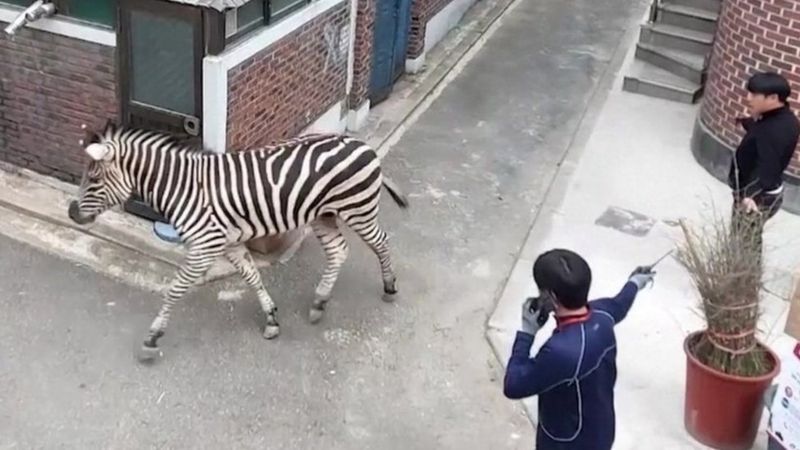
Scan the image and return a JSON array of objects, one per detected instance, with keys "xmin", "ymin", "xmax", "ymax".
[{"xmin": 118, "ymin": 0, "xmax": 205, "ymax": 137}]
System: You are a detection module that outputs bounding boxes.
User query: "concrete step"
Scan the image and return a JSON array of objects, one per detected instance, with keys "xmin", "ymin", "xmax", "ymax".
[
  {"xmin": 658, "ymin": 3, "xmax": 719, "ymax": 34},
  {"xmin": 623, "ymin": 59, "xmax": 703, "ymax": 104},
  {"xmin": 0, "ymin": 162, "xmax": 308, "ymax": 291},
  {"xmin": 667, "ymin": 0, "xmax": 721, "ymax": 14},
  {"xmin": 635, "ymin": 43, "xmax": 706, "ymax": 84},
  {"xmin": 639, "ymin": 23, "xmax": 713, "ymax": 56}
]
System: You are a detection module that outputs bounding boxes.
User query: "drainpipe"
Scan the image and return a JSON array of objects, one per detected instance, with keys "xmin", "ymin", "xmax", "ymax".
[{"xmin": 4, "ymin": 1, "xmax": 57, "ymax": 36}]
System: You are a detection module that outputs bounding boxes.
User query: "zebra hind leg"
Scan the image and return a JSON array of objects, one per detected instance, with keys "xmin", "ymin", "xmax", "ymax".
[
  {"xmin": 225, "ymin": 244, "xmax": 280, "ymax": 339},
  {"xmin": 137, "ymin": 242, "xmax": 225, "ymax": 363},
  {"xmin": 340, "ymin": 212, "xmax": 399, "ymax": 302},
  {"xmin": 309, "ymin": 214, "xmax": 350, "ymax": 324}
]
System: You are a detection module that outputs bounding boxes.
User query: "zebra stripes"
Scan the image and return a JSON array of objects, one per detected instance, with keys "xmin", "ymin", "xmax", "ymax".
[{"xmin": 69, "ymin": 122, "xmax": 408, "ymax": 359}]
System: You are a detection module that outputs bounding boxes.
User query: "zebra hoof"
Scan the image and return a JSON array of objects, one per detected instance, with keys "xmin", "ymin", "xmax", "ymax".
[
  {"xmin": 309, "ymin": 307, "xmax": 324, "ymax": 324},
  {"xmin": 382, "ymin": 291, "xmax": 398, "ymax": 303},
  {"xmin": 263, "ymin": 324, "xmax": 280, "ymax": 340},
  {"xmin": 136, "ymin": 344, "xmax": 163, "ymax": 363}
]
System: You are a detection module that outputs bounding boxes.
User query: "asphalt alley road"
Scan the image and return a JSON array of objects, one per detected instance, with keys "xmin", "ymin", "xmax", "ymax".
[{"xmin": 0, "ymin": 0, "xmax": 647, "ymax": 447}]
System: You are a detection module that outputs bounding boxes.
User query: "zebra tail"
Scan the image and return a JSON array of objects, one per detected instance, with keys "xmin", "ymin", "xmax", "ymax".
[{"xmin": 381, "ymin": 175, "xmax": 409, "ymax": 209}]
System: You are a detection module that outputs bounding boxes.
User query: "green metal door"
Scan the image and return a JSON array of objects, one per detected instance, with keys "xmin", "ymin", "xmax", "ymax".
[
  {"xmin": 119, "ymin": 0, "xmax": 204, "ymax": 140},
  {"xmin": 117, "ymin": 0, "xmax": 204, "ymax": 222}
]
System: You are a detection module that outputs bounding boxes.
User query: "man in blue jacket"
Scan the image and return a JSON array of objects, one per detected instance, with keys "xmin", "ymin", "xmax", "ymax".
[{"xmin": 503, "ymin": 248, "xmax": 655, "ymax": 450}]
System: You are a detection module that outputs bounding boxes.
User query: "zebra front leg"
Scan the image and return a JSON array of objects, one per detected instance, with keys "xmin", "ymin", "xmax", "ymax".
[
  {"xmin": 137, "ymin": 243, "xmax": 225, "ymax": 362},
  {"xmin": 309, "ymin": 215, "xmax": 349, "ymax": 324},
  {"xmin": 224, "ymin": 245, "xmax": 280, "ymax": 339}
]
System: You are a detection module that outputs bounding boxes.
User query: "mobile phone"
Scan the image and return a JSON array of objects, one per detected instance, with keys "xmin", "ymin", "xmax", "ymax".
[{"xmin": 527, "ymin": 294, "xmax": 554, "ymax": 324}]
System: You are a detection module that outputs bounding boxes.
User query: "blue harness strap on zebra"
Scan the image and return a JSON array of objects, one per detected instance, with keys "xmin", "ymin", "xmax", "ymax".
[{"xmin": 153, "ymin": 221, "xmax": 181, "ymax": 243}]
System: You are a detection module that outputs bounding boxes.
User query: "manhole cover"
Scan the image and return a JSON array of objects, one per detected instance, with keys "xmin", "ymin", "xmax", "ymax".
[{"xmin": 595, "ymin": 206, "xmax": 656, "ymax": 237}]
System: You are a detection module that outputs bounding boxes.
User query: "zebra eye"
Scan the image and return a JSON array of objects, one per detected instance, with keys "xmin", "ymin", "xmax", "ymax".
[
  {"xmin": 85, "ymin": 163, "xmax": 104, "ymax": 182},
  {"xmin": 86, "ymin": 171, "xmax": 103, "ymax": 183}
]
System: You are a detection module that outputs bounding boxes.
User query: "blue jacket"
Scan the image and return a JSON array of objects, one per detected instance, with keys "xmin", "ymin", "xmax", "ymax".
[{"xmin": 503, "ymin": 281, "xmax": 640, "ymax": 450}]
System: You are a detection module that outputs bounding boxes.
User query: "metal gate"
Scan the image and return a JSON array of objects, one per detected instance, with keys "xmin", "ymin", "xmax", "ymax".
[{"xmin": 369, "ymin": 0, "xmax": 412, "ymax": 104}]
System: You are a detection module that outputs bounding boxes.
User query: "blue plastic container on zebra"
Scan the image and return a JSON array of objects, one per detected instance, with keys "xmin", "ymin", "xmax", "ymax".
[{"xmin": 68, "ymin": 120, "xmax": 410, "ymax": 363}]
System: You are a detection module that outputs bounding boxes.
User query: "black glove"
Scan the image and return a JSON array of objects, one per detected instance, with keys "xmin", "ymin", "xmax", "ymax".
[{"xmin": 521, "ymin": 295, "xmax": 552, "ymax": 335}]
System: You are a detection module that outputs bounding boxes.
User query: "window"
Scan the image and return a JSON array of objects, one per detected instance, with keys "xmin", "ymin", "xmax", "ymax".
[
  {"xmin": 58, "ymin": 0, "xmax": 117, "ymax": 28},
  {"xmin": 0, "ymin": 0, "xmax": 116, "ymax": 28},
  {"xmin": 236, "ymin": 0, "xmax": 264, "ymax": 32},
  {"xmin": 129, "ymin": 9, "xmax": 196, "ymax": 115},
  {"xmin": 225, "ymin": 0, "xmax": 263, "ymax": 39},
  {"xmin": 0, "ymin": 0, "xmax": 33, "ymax": 6},
  {"xmin": 224, "ymin": 0, "xmax": 309, "ymax": 43},
  {"xmin": 269, "ymin": 0, "xmax": 306, "ymax": 21}
]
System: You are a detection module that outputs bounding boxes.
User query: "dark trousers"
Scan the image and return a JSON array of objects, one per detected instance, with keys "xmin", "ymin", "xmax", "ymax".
[{"xmin": 731, "ymin": 192, "xmax": 782, "ymax": 268}]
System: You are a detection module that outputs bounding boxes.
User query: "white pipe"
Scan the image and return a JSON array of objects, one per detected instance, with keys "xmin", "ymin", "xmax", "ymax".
[{"xmin": 4, "ymin": 1, "xmax": 57, "ymax": 35}]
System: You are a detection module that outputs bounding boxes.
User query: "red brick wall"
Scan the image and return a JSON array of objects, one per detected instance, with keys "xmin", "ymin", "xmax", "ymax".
[
  {"xmin": 408, "ymin": 0, "xmax": 453, "ymax": 59},
  {"xmin": 0, "ymin": 28, "xmax": 118, "ymax": 183},
  {"xmin": 701, "ymin": 0, "xmax": 800, "ymax": 176},
  {"xmin": 226, "ymin": 3, "xmax": 350, "ymax": 150},
  {"xmin": 350, "ymin": 0, "xmax": 375, "ymax": 108}
]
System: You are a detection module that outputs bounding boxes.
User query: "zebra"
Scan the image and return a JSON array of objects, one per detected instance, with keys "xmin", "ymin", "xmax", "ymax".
[{"xmin": 67, "ymin": 121, "xmax": 409, "ymax": 361}]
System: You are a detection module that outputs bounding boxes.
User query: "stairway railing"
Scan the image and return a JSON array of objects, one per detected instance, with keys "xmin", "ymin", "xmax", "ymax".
[{"xmin": 648, "ymin": 0, "xmax": 661, "ymax": 23}]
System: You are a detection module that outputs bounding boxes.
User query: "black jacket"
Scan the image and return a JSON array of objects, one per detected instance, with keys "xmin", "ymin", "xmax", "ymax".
[{"xmin": 728, "ymin": 104, "xmax": 800, "ymax": 198}]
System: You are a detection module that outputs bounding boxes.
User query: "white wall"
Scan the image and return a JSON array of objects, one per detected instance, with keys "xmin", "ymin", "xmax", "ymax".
[
  {"xmin": 303, "ymin": 101, "xmax": 348, "ymax": 134},
  {"xmin": 424, "ymin": 0, "xmax": 474, "ymax": 54},
  {"xmin": 406, "ymin": 0, "xmax": 475, "ymax": 71}
]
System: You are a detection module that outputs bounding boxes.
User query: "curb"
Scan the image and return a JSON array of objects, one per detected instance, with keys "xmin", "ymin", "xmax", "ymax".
[{"xmin": 0, "ymin": 162, "xmax": 241, "ymax": 290}]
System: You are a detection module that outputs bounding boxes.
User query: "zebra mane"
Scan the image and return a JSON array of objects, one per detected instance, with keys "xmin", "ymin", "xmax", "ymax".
[
  {"xmin": 99, "ymin": 123, "xmax": 214, "ymax": 155},
  {"xmin": 254, "ymin": 133, "xmax": 343, "ymax": 154}
]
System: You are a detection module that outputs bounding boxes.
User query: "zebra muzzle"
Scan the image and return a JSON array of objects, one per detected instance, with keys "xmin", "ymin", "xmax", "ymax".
[{"xmin": 68, "ymin": 200, "xmax": 95, "ymax": 225}]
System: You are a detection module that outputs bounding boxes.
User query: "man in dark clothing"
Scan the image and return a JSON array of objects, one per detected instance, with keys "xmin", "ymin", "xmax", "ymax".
[
  {"xmin": 503, "ymin": 249, "xmax": 654, "ymax": 450},
  {"xmin": 729, "ymin": 72, "xmax": 799, "ymax": 229}
]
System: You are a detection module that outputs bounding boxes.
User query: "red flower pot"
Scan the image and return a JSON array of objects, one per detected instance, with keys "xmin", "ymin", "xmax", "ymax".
[{"xmin": 684, "ymin": 330, "xmax": 781, "ymax": 450}]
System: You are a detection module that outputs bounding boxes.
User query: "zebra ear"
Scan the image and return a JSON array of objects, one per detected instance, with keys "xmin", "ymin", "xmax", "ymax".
[
  {"xmin": 80, "ymin": 123, "xmax": 102, "ymax": 145},
  {"xmin": 85, "ymin": 143, "xmax": 110, "ymax": 161},
  {"xmin": 103, "ymin": 119, "xmax": 118, "ymax": 136}
]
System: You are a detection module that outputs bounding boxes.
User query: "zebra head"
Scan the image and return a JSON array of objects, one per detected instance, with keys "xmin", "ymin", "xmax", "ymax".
[{"xmin": 68, "ymin": 121, "xmax": 133, "ymax": 225}]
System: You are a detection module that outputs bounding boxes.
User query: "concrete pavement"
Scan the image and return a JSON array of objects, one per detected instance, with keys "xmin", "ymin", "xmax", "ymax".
[
  {"xmin": 487, "ymin": 27, "xmax": 800, "ymax": 450},
  {"xmin": 0, "ymin": 0, "xmax": 652, "ymax": 447}
]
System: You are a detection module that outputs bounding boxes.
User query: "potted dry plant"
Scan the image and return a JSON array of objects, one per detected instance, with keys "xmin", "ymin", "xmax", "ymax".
[{"xmin": 677, "ymin": 211, "xmax": 781, "ymax": 450}]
